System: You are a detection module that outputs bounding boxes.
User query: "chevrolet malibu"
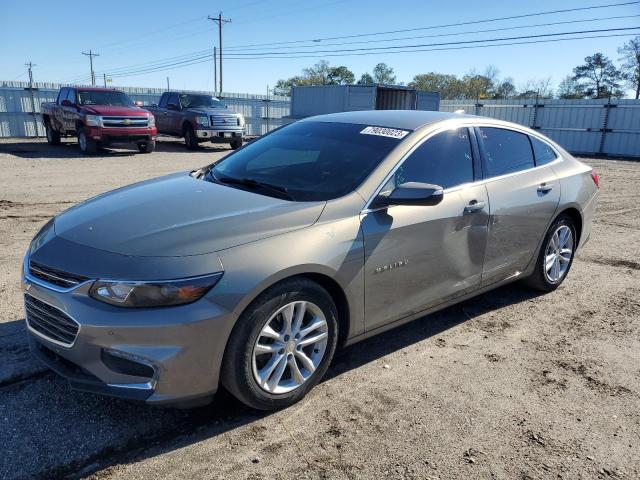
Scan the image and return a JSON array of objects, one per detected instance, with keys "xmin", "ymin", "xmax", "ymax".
[{"xmin": 23, "ymin": 111, "xmax": 599, "ymax": 410}]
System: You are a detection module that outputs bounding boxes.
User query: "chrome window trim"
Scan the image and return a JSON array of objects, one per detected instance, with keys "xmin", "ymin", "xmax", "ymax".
[
  {"xmin": 361, "ymin": 121, "xmax": 563, "ymax": 215},
  {"xmin": 24, "ymin": 293, "xmax": 81, "ymax": 348}
]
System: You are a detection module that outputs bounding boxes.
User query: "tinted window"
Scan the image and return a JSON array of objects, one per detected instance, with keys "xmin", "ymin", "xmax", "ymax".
[
  {"xmin": 57, "ymin": 88, "xmax": 68, "ymax": 104},
  {"xmin": 168, "ymin": 93, "xmax": 179, "ymax": 107},
  {"xmin": 158, "ymin": 93, "xmax": 168, "ymax": 108},
  {"xmin": 530, "ymin": 136, "xmax": 557, "ymax": 166},
  {"xmin": 66, "ymin": 89, "xmax": 76, "ymax": 104},
  {"xmin": 478, "ymin": 127, "xmax": 534, "ymax": 177},
  {"xmin": 179, "ymin": 94, "xmax": 226, "ymax": 109},
  {"xmin": 210, "ymin": 121, "xmax": 409, "ymax": 201},
  {"xmin": 390, "ymin": 128, "xmax": 473, "ymax": 190}
]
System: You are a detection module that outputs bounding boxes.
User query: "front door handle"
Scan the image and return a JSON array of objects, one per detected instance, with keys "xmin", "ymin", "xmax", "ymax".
[
  {"xmin": 464, "ymin": 200, "xmax": 485, "ymax": 214},
  {"xmin": 537, "ymin": 183, "xmax": 553, "ymax": 193}
]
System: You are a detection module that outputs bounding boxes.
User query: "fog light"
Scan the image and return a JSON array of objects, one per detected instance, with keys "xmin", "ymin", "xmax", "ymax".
[{"xmin": 101, "ymin": 349, "xmax": 155, "ymax": 378}]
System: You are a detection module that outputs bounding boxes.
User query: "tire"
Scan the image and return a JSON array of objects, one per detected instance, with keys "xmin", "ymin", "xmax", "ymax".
[
  {"xmin": 221, "ymin": 278, "xmax": 339, "ymax": 410},
  {"xmin": 77, "ymin": 127, "xmax": 97, "ymax": 154},
  {"xmin": 230, "ymin": 139, "xmax": 243, "ymax": 150},
  {"xmin": 184, "ymin": 125, "xmax": 199, "ymax": 150},
  {"xmin": 524, "ymin": 214, "xmax": 577, "ymax": 292},
  {"xmin": 137, "ymin": 140, "xmax": 155, "ymax": 153},
  {"xmin": 45, "ymin": 122, "xmax": 61, "ymax": 145}
]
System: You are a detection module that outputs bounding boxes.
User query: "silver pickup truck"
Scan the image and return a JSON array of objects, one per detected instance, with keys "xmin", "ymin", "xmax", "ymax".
[{"xmin": 147, "ymin": 92, "xmax": 245, "ymax": 150}]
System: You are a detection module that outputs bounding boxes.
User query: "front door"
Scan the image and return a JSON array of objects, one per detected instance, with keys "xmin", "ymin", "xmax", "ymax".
[
  {"xmin": 475, "ymin": 126, "xmax": 561, "ymax": 285},
  {"xmin": 361, "ymin": 127, "xmax": 489, "ymax": 331}
]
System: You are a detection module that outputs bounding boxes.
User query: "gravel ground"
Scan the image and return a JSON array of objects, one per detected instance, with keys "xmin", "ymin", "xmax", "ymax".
[{"xmin": 0, "ymin": 138, "xmax": 638, "ymax": 480}]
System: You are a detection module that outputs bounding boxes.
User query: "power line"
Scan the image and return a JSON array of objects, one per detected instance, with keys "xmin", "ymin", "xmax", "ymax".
[
  {"xmin": 81, "ymin": 50, "xmax": 100, "ymax": 86},
  {"xmin": 225, "ymin": 0, "xmax": 640, "ymax": 49},
  {"xmin": 208, "ymin": 12, "xmax": 231, "ymax": 94}
]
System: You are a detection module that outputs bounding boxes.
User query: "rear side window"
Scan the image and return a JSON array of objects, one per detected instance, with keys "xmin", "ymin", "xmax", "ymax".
[
  {"xmin": 530, "ymin": 136, "xmax": 558, "ymax": 166},
  {"xmin": 478, "ymin": 127, "xmax": 534, "ymax": 177},
  {"xmin": 392, "ymin": 128, "xmax": 474, "ymax": 189}
]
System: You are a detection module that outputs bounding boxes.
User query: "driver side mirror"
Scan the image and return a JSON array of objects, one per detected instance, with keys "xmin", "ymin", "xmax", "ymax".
[
  {"xmin": 167, "ymin": 102, "xmax": 179, "ymax": 110},
  {"xmin": 134, "ymin": 100, "xmax": 143, "ymax": 107},
  {"xmin": 373, "ymin": 182, "xmax": 444, "ymax": 208},
  {"xmin": 61, "ymin": 99, "xmax": 75, "ymax": 107}
]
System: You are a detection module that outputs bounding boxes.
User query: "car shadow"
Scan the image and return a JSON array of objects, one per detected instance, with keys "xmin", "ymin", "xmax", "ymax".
[{"xmin": 1, "ymin": 282, "xmax": 542, "ymax": 479}]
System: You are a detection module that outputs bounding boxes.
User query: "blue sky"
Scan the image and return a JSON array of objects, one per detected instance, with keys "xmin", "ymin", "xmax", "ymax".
[{"xmin": 1, "ymin": 0, "xmax": 638, "ymax": 95}]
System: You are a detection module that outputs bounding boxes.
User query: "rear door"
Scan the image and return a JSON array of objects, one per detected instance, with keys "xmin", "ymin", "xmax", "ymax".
[
  {"xmin": 476, "ymin": 126, "xmax": 560, "ymax": 285},
  {"xmin": 167, "ymin": 93, "xmax": 183, "ymax": 135},
  {"xmin": 52, "ymin": 88, "xmax": 67, "ymax": 132},
  {"xmin": 361, "ymin": 127, "xmax": 489, "ymax": 330},
  {"xmin": 155, "ymin": 93, "xmax": 170, "ymax": 132}
]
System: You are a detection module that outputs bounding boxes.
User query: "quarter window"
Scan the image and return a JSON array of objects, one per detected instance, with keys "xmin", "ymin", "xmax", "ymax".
[
  {"xmin": 478, "ymin": 127, "xmax": 534, "ymax": 177},
  {"xmin": 530, "ymin": 136, "xmax": 557, "ymax": 166},
  {"xmin": 390, "ymin": 128, "xmax": 474, "ymax": 190}
]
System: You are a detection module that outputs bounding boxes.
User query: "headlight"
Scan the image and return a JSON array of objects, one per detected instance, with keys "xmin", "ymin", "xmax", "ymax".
[
  {"xmin": 85, "ymin": 115, "xmax": 101, "ymax": 127},
  {"xmin": 148, "ymin": 114, "xmax": 155, "ymax": 127},
  {"xmin": 196, "ymin": 115, "xmax": 210, "ymax": 127},
  {"xmin": 89, "ymin": 273, "xmax": 223, "ymax": 308},
  {"xmin": 237, "ymin": 115, "xmax": 245, "ymax": 127}
]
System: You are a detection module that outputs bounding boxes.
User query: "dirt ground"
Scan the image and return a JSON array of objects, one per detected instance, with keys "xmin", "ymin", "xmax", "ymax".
[{"xmin": 0, "ymin": 138, "xmax": 638, "ymax": 480}]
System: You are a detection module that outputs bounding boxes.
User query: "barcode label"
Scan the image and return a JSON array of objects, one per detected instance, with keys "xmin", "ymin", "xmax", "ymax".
[{"xmin": 360, "ymin": 126, "xmax": 409, "ymax": 139}]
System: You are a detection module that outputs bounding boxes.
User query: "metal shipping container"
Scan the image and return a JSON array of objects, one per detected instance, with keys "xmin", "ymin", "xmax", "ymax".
[{"xmin": 290, "ymin": 84, "xmax": 440, "ymax": 118}]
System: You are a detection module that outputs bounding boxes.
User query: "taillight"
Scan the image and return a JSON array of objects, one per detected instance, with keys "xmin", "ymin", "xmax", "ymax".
[{"xmin": 590, "ymin": 170, "xmax": 600, "ymax": 188}]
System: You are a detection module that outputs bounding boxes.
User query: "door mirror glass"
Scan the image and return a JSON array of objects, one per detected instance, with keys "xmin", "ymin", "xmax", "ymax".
[
  {"xmin": 374, "ymin": 182, "xmax": 444, "ymax": 207},
  {"xmin": 134, "ymin": 100, "xmax": 143, "ymax": 107}
]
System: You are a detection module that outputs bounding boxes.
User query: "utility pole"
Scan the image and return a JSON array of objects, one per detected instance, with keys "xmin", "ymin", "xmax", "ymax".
[
  {"xmin": 81, "ymin": 50, "xmax": 100, "ymax": 86},
  {"xmin": 25, "ymin": 62, "xmax": 39, "ymax": 137},
  {"xmin": 213, "ymin": 46, "xmax": 217, "ymax": 96},
  {"xmin": 208, "ymin": 12, "xmax": 231, "ymax": 95},
  {"xmin": 103, "ymin": 73, "xmax": 107, "ymax": 87},
  {"xmin": 166, "ymin": 76, "xmax": 170, "ymax": 90}
]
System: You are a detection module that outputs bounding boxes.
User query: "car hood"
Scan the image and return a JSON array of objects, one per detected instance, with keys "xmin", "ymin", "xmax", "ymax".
[
  {"xmin": 54, "ymin": 173, "xmax": 325, "ymax": 257},
  {"xmin": 81, "ymin": 105, "xmax": 149, "ymax": 116},
  {"xmin": 187, "ymin": 107, "xmax": 239, "ymax": 116}
]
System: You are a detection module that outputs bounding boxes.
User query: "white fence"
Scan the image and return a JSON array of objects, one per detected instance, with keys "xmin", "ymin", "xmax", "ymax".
[
  {"xmin": 0, "ymin": 81, "xmax": 291, "ymax": 137},
  {"xmin": 440, "ymin": 98, "xmax": 640, "ymax": 158},
  {"xmin": 1, "ymin": 80, "xmax": 639, "ymax": 158}
]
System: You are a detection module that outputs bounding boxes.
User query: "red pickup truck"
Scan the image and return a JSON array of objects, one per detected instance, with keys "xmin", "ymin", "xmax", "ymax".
[{"xmin": 41, "ymin": 87, "xmax": 157, "ymax": 154}]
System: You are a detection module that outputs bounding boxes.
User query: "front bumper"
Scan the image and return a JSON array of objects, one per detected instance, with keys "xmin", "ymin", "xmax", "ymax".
[
  {"xmin": 86, "ymin": 126, "xmax": 158, "ymax": 145},
  {"xmin": 196, "ymin": 129, "xmax": 243, "ymax": 141},
  {"xmin": 22, "ymin": 256, "xmax": 237, "ymax": 405}
]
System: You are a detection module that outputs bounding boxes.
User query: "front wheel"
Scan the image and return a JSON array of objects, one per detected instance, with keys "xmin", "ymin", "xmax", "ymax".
[
  {"xmin": 524, "ymin": 215, "xmax": 577, "ymax": 292},
  {"xmin": 221, "ymin": 279, "xmax": 338, "ymax": 410},
  {"xmin": 230, "ymin": 139, "xmax": 243, "ymax": 150},
  {"xmin": 77, "ymin": 127, "xmax": 97, "ymax": 154},
  {"xmin": 184, "ymin": 125, "xmax": 199, "ymax": 150},
  {"xmin": 45, "ymin": 122, "xmax": 61, "ymax": 145},
  {"xmin": 137, "ymin": 140, "xmax": 155, "ymax": 153}
]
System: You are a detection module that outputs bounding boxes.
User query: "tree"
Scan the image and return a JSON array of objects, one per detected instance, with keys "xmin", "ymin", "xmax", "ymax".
[
  {"xmin": 492, "ymin": 78, "xmax": 517, "ymax": 99},
  {"xmin": 372, "ymin": 63, "xmax": 396, "ymax": 84},
  {"xmin": 572, "ymin": 53, "xmax": 622, "ymax": 98},
  {"xmin": 357, "ymin": 72, "xmax": 374, "ymax": 85},
  {"xmin": 516, "ymin": 77, "xmax": 554, "ymax": 99},
  {"xmin": 326, "ymin": 66, "xmax": 355, "ymax": 85},
  {"xmin": 408, "ymin": 72, "xmax": 464, "ymax": 99},
  {"xmin": 618, "ymin": 36, "xmax": 640, "ymax": 99},
  {"xmin": 557, "ymin": 75, "xmax": 586, "ymax": 99}
]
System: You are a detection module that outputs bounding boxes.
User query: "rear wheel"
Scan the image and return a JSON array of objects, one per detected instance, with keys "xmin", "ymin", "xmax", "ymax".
[
  {"xmin": 221, "ymin": 278, "xmax": 338, "ymax": 410},
  {"xmin": 524, "ymin": 215, "xmax": 576, "ymax": 292},
  {"xmin": 45, "ymin": 122, "xmax": 61, "ymax": 145},
  {"xmin": 77, "ymin": 127, "xmax": 96, "ymax": 154},
  {"xmin": 137, "ymin": 140, "xmax": 155, "ymax": 153},
  {"xmin": 230, "ymin": 139, "xmax": 243, "ymax": 150},
  {"xmin": 184, "ymin": 125, "xmax": 199, "ymax": 150}
]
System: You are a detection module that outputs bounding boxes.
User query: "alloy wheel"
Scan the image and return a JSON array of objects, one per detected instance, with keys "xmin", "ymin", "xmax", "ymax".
[
  {"xmin": 252, "ymin": 301, "xmax": 328, "ymax": 394},
  {"xmin": 79, "ymin": 132, "xmax": 87, "ymax": 151},
  {"xmin": 544, "ymin": 225, "xmax": 573, "ymax": 283}
]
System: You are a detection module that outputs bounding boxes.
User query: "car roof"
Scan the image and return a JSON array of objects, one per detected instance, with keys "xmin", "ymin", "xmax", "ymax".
[
  {"xmin": 72, "ymin": 87, "xmax": 120, "ymax": 92},
  {"xmin": 302, "ymin": 110, "xmax": 477, "ymax": 131}
]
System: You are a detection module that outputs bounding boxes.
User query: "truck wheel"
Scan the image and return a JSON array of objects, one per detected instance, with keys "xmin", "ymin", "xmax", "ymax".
[
  {"xmin": 77, "ymin": 127, "xmax": 97, "ymax": 154},
  {"xmin": 184, "ymin": 125, "xmax": 199, "ymax": 150},
  {"xmin": 45, "ymin": 122, "xmax": 61, "ymax": 145},
  {"xmin": 230, "ymin": 139, "xmax": 243, "ymax": 150},
  {"xmin": 137, "ymin": 140, "xmax": 155, "ymax": 153}
]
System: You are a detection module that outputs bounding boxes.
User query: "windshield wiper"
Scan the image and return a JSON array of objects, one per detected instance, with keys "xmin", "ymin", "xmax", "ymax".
[{"xmin": 215, "ymin": 175, "xmax": 294, "ymax": 200}]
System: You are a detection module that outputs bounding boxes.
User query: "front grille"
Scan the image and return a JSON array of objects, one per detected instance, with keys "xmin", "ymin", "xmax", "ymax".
[
  {"xmin": 210, "ymin": 114, "xmax": 240, "ymax": 129},
  {"xmin": 25, "ymin": 294, "xmax": 80, "ymax": 346},
  {"xmin": 102, "ymin": 116, "xmax": 149, "ymax": 128},
  {"xmin": 29, "ymin": 260, "xmax": 88, "ymax": 289}
]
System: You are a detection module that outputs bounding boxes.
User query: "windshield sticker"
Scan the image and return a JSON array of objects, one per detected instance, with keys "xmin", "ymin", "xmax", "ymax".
[{"xmin": 360, "ymin": 126, "xmax": 409, "ymax": 139}]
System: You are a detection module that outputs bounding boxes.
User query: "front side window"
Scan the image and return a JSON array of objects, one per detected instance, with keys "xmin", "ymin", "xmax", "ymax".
[
  {"xmin": 57, "ymin": 88, "xmax": 68, "ymax": 104},
  {"xmin": 77, "ymin": 90, "xmax": 134, "ymax": 107},
  {"xmin": 66, "ymin": 89, "xmax": 76, "ymax": 104},
  {"xmin": 530, "ymin": 136, "xmax": 558, "ymax": 166},
  {"xmin": 210, "ymin": 121, "xmax": 408, "ymax": 201},
  {"xmin": 388, "ymin": 128, "xmax": 474, "ymax": 190},
  {"xmin": 478, "ymin": 127, "xmax": 534, "ymax": 177},
  {"xmin": 179, "ymin": 94, "xmax": 226, "ymax": 109},
  {"xmin": 158, "ymin": 93, "xmax": 168, "ymax": 108}
]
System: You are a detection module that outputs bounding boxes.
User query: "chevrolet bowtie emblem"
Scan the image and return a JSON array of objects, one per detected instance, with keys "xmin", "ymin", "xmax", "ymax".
[{"xmin": 123, "ymin": 119, "xmax": 131, "ymax": 125}]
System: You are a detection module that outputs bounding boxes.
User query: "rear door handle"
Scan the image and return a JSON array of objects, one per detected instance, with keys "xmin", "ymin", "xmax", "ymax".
[
  {"xmin": 464, "ymin": 200, "xmax": 485, "ymax": 214},
  {"xmin": 537, "ymin": 183, "xmax": 553, "ymax": 193}
]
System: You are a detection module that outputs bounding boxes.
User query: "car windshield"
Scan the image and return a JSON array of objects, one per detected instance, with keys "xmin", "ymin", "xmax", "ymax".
[
  {"xmin": 77, "ymin": 91, "xmax": 134, "ymax": 107},
  {"xmin": 209, "ymin": 121, "xmax": 409, "ymax": 201},
  {"xmin": 179, "ymin": 94, "xmax": 226, "ymax": 109}
]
